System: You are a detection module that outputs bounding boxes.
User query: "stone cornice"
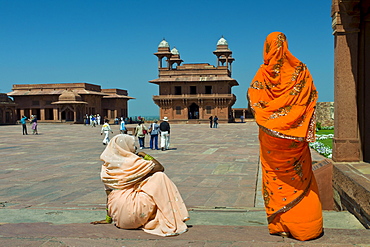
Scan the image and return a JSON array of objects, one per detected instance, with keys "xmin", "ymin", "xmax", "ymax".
[{"xmin": 332, "ymin": 0, "xmax": 361, "ymax": 34}]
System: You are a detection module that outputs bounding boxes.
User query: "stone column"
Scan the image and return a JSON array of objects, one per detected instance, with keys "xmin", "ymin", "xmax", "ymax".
[
  {"xmin": 54, "ymin": 108, "xmax": 59, "ymax": 121},
  {"xmin": 73, "ymin": 106, "xmax": 77, "ymax": 122},
  {"xmin": 40, "ymin": 108, "xmax": 45, "ymax": 121},
  {"xmin": 331, "ymin": 0, "xmax": 361, "ymax": 162},
  {"xmin": 1, "ymin": 107, "xmax": 4, "ymax": 124},
  {"xmin": 358, "ymin": 4, "xmax": 370, "ymax": 162},
  {"xmin": 53, "ymin": 108, "xmax": 58, "ymax": 121}
]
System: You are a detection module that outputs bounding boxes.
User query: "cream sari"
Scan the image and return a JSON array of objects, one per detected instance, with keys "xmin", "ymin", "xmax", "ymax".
[{"xmin": 100, "ymin": 134, "xmax": 189, "ymax": 236}]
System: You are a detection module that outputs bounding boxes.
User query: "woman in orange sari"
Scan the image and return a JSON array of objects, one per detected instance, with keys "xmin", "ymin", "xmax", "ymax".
[
  {"xmin": 248, "ymin": 32, "xmax": 323, "ymax": 241},
  {"xmin": 91, "ymin": 134, "xmax": 189, "ymax": 236}
]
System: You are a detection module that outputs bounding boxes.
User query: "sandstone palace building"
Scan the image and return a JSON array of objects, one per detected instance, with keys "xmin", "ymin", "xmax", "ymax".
[
  {"xmin": 7, "ymin": 82, "xmax": 134, "ymax": 123},
  {"xmin": 149, "ymin": 37, "xmax": 238, "ymax": 123},
  {"xmin": 0, "ymin": 93, "xmax": 17, "ymax": 124}
]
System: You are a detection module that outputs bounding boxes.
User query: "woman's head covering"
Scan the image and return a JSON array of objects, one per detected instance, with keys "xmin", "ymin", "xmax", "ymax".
[
  {"xmin": 113, "ymin": 134, "xmax": 136, "ymax": 153},
  {"xmin": 100, "ymin": 134, "xmax": 155, "ymax": 190},
  {"xmin": 248, "ymin": 32, "xmax": 317, "ymax": 141}
]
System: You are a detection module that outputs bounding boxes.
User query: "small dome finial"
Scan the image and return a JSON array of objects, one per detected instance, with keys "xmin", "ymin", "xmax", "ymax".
[
  {"xmin": 158, "ymin": 39, "xmax": 170, "ymax": 48},
  {"xmin": 171, "ymin": 47, "xmax": 179, "ymax": 55},
  {"xmin": 217, "ymin": 36, "xmax": 228, "ymax": 46}
]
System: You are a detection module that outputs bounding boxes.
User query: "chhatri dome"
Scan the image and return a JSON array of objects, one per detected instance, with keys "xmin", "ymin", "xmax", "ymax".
[
  {"xmin": 171, "ymin": 47, "xmax": 179, "ymax": 55},
  {"xmin": 52, "ymin": 90, "xmax": 87, "ymax": 105},
  {"xmin": 158, "ymin": 39, "xmax": 170, "ymax": 48},
  {"xmin": 217, "ymin": 36, "xmax": 228, "ymax": 46}
]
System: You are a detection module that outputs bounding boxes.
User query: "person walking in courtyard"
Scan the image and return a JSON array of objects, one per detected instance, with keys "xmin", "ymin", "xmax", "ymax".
[
  {"xmin": 93, "ymin": 115, "xmax": 97, "ymax": 127},
  {"xmin": 209, "ymin": 116, "xmax": 213, "ymax": 128},
  {"xmin": 213, "ymin": 116, "xmax": 219, "ymax": 128},
  {"xmin": 30, "ymin": 115, "xmax": 38, "ymax": 135},
  {"xmin": 96, "ymin": 114, "xmax": 101, "ymax": 125},
  {"xmin": 84, "ymin": 114, "xmax": 89, "ymax": 126},
  {"xmin": 149, "ymin": 120, "xmax": 160, "ymax": 150},
  {"xmin": 101, "ymin": 119, "xmax": 113, "ymax": 145},
  {"xmin": 247, "ymin": 31, "xmax": 322, "ymax": 241},
  {"xmin": 119, "ymin": 118, "xmax": 127, "ymax": 134},
  {"xmin": 159, "ymin": 117, "xmax": 170, "ymax": 151},
  {"xmin": 134, "ymin": 121, "xmax": 148, "ymax": 149},
  {"xmin": 20, "ymin": 115, "xmax": 28, "ymax": 135},
  {"xmin": 91, "ymin": 134, "xmax": 189, "ymax": 236},
  {"xmin": 89, "ymin": 114, "xmax": 93, "ymax": 127}
]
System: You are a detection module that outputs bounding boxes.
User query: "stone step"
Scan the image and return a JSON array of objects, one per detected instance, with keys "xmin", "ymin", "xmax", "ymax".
[
  {"xmin": 0, "ymin": 207, "xmax": 365, "ymax": 230},
  {"xmin": 1, "ymin": 223, "xmax": 369, "ymax": 247}
]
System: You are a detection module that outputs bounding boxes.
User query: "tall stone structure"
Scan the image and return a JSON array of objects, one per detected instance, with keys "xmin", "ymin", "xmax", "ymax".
[
  {"xmin": 149, "ymin": 38, "xmax": 238, "ymax": 123},
  {"xmin": 331, "ymin": 0, "xmax": 370, "ymax": 228},
  {"xmin": 332, "ymin": 0, "xmax": 370, "ymax": 162}
]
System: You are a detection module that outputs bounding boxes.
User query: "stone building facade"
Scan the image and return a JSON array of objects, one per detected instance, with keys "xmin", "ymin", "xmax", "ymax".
[
  {"xmin": 7, "ymin": 82, "xmax": 134, "ymax": 123},
  {"xmin": 231, "ymin": 108, "xmax": 253, "ymax": 122},
  {"xmin": 331, "ymin": 0, "xmax": 370, "ymax": 229},
  {"xmin": 0, "ymin": 93, "xmax": 17, "ymax": 124},
  {"xmin": 332, "ymin": 0, "xmax": 370, "ymax": 163},
  {"xmin": 149, "ymin": 37, "xmax": 238, "ymax": 124}
]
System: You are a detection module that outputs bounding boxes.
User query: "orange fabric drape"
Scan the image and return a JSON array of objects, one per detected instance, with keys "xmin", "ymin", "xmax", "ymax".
[
  {"xmin": 248, "ymin": 32, "xmax": 323, "ymax": 241},
  {"xmin": 248, "ymin": 32, "xmax": 317, "ymax": 142},
  {"xmin": 259, "ymin": 129, "xmax": 322, "ymax": 240}
]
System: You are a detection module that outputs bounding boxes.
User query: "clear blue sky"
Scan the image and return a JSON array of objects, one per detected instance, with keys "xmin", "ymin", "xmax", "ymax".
[{"xmin": 0, "ymin": 0, "xmax": 334, "ymax": 117}]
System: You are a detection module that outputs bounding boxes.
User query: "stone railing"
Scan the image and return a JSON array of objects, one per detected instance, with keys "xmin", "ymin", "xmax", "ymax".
[{"xmin": 153, "ymin": 94, "xmax": 235, "ymax": 99}]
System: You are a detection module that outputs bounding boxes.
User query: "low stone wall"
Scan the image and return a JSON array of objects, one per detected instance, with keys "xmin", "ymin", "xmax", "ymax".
[
  {"xmin": 316, "ymin": 102, "xmax": 334, "ymax": 127},
  {"xmin": 333, "ymin": 163, "xmax": 370, "ymax": 229},
  {"xmin": 312, "ymin": 159, "xmax": 334, "ymax": 210}
]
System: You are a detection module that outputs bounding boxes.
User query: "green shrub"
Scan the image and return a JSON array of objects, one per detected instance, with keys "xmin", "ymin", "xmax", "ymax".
[{"xmin": 316, "ymin": 122, "xmax": 322, "ymax": 130}]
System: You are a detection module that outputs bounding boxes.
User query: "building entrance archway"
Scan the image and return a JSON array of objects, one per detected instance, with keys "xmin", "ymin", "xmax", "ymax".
[
  {"xmin": 188, "ymin": 103, "xmax": 199, "ymax": 119},
  {"xmin": 61, "ymin": 108, "xmax": 74, "ymax": 121}
]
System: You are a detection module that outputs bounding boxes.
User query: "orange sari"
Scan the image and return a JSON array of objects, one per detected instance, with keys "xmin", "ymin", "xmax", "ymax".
[{"xmin": 248, "ymin": 32, "xmax": 322, "ymax": 241}]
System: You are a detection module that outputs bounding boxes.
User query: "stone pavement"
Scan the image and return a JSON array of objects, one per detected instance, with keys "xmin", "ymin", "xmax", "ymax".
[{"xmin": 0, "ymin": 122, "xmax": 369, "ymax": 246}]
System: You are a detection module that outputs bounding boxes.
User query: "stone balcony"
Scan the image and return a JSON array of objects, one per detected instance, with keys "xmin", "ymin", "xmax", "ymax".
[{"xmin": 153, "ymin": 93, "xmax": 236, "ymax": 101}]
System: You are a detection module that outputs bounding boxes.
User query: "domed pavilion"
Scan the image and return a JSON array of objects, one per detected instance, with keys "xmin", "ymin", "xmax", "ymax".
[{"xmin": 149, "ymin": 37, "xmax": 238, "ymax": 123}]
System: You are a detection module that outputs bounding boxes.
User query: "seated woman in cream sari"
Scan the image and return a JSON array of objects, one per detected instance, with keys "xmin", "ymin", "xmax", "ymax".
[{"xmin": 91, "ymin": 134, "xmax": 189, "ymax": 236}]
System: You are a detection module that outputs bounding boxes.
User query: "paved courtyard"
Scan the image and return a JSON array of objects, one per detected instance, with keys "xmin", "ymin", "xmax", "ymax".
[
  {"xmin": 0, "ymin": 122, "xmax": 260, "ymax": 212},
  {"xmin": 0, "ymin": 122, "xmax": 369, "ymax": 246}
]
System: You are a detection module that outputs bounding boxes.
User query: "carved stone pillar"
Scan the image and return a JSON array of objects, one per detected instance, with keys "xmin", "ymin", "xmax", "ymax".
[
  {"xmin": 331, "ymin": 0, "xmax": 361, "ymax": 162},
  {"xmin": 40, "ymin": 108, "xmax": 45, "ymax": 121},
  {"xmin": 53, "ymin": 108, "xmax": 58, "ymax": 121}
]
